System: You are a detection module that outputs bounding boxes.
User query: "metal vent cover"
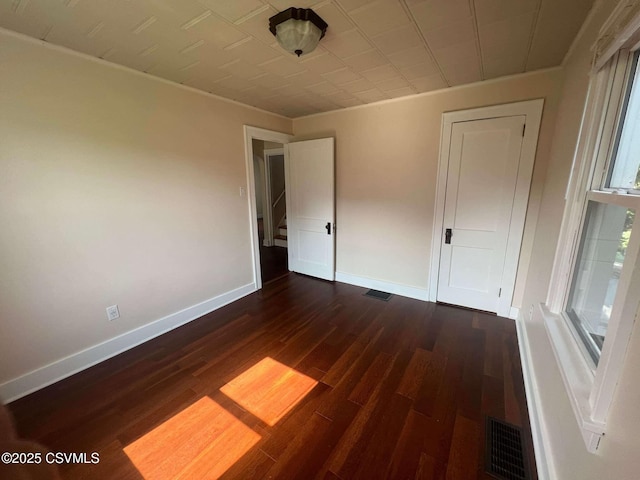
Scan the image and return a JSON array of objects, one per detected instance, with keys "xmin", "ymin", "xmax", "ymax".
[
  {"xmin": 364, "ymin": 289, "xmax": 392, "ymax": 301},
  {"xmin": 485, "ymin": 416, "xmax": 531, "ymax": 480}
]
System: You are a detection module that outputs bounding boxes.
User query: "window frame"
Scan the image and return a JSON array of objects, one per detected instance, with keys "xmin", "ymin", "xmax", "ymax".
[{"xmin": 543, "ymin": 49, "xmax": 640, "ymax": 453}]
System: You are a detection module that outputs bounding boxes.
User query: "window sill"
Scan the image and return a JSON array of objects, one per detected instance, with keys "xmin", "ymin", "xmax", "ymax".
[{"xmin": 539, "ymin": 303, "xmax": 605, "ymax": 453}]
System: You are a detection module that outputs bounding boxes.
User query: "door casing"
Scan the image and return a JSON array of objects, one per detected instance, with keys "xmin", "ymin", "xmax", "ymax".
[
  {"xmin": 243, "ymin": 126, "xmax": 293, "ymax": 290},
  {"xmin": 428, "ymin": 99, "xmax": 544, "ymax": 318}
]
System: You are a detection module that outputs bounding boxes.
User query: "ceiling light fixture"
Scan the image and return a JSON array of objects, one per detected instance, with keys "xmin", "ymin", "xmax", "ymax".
[{"xmin": 269, "ymin": 7, "xmax": 328, "ymax": 57}]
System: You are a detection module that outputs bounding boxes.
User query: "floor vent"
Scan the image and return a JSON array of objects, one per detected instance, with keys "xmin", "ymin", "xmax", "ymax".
[
  {"xmin": 364, "ymin": 289, "xmax": 392, "ymax": 301},
  {"xmin": 485, "ymin": 417, "xmax": 530, "ymax": 480}
]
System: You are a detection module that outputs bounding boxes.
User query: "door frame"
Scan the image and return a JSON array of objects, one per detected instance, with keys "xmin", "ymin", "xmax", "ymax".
[
  {"xmin": 428, "ymin": 99, "xmax": 544, "ymax": 318},
  {"xmin": 244, "ymin": 126, "xmax": 293, "ymax": 290},
  {"xmin": 262, "ymin": 148, "xmax": 285, "ymax": 248}
]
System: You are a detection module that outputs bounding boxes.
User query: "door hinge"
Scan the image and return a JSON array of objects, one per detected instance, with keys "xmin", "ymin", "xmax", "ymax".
[
  {"xmin": 499, "ymin": 288, "xmax": 502, "ymax": 297},
  {"xmin": 522, "ymin": 124, "xmax": 526, "ymax": 137}
]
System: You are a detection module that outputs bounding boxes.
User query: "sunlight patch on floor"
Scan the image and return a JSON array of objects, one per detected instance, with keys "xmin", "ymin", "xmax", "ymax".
[
  {"xmin": 220, "ymin": 357, "xmax": 318, "ymax": 426},
  {"xmin": 124, "ymin": 397, "xmax": 260, "ymax": 479}
]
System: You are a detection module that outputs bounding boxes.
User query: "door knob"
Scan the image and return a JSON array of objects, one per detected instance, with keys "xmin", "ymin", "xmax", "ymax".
[
  {"xmin": 326, "ymin": 222, "xmax": 332, "ymax": 235},
  {"xmin": 445, "ymin": 228, "xmax": 452, "ymax": 244}
]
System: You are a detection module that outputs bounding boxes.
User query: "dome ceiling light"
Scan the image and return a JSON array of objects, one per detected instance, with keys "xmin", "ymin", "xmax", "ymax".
[{"xmin": 269, "ymin": 7, "xmax": 328, "ymax": 57}]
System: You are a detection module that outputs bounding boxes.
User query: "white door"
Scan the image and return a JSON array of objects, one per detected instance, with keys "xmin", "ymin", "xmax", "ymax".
[
  {"xmin": 437, "ymin": 116, "xmax": 525, "ymax": 312},
  {"xmin": 285, "ymin": 138, "xmax": 335, "ymax": 281}
]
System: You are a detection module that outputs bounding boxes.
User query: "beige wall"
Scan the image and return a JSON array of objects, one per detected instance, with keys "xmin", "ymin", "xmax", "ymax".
[
  {"xmin": 521, "ymin": 0, "xmax": 640, "ymax": 478},
  {"xmin": 0, "ymin": 31, "xmax": 291, "ymax": 387},
  {"xmin": 293, "ymin": 70, "xmax": 563, "ymax": 302}
]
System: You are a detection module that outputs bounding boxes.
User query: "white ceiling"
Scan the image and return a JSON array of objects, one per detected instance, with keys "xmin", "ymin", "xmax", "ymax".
[{"xmin": 0, "ymin": 0, "xmax": 594, "ymax": 118}]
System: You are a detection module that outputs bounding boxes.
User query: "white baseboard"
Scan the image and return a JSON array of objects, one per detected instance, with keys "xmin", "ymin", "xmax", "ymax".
[
  {"xmin": 335, "ymin": 272, "xmax": 429, "ymax": 301},
  {"xmin": 515, "ymin": 314, "xmax": 554, "ymax": 480},
  {"xmin": 0, "ymin": 282, "xmax": 256, "ymax": 403},
  {"xmin": 509, "ymin": 306, "xmax": 520, "ymax": 320}
]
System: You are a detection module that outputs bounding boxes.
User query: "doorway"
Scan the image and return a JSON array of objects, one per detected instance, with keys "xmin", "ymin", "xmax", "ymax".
[
  {"xmin": 244, "ymin": 126, "xmax": 293, "ymax": 290},
  {"xmin": 252, "ymin": 139, "xmax": 288, "ymax": 284},
  {"xmin": 244, "ymin": 127, "xmax": 336, "ymax": 289},
  {"xmin": 429, "ymin": 100, "xmax": 544, "ymax": 318}
]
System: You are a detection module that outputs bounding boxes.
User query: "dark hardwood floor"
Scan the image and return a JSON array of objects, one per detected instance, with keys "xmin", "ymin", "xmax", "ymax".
[
  {"xmin": 257, "ymin": 218, "xmax": 288, "ymax": 284},
  {"xmin": 8, "ymin": 274, "xmax": 537, "ymax": 480}
]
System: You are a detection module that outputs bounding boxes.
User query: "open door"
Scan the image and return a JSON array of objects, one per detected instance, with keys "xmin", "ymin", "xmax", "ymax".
[{"xmin": 285, "ymin": 138, "xmax": 335, "ymax": 281}]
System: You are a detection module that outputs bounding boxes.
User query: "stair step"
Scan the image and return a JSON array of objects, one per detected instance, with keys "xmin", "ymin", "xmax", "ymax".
[
  {"xmin": 278, "ymin": 227, "xmax": 287, "ymax": 236},
  {"xmin": 274, "ymin": 235, "xmax": 287, "ymax": 248}
]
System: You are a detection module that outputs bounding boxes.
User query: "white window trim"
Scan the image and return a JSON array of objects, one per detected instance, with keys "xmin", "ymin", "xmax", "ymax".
[{"xmin": 544, "ymin": 49, "xmax": 640, "ymax": 453}]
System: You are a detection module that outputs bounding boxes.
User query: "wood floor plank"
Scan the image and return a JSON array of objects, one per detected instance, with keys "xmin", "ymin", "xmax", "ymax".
[
  {"xmin": 7, "ymin": 273, "xmax": 537, "ymax": 480},
  {"xmin": 445, "ymin": 414, "xmax": 480, "ymax": 480}
]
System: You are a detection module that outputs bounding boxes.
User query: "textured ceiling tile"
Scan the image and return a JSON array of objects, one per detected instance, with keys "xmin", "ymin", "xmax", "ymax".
[
  {"xmin": 136, "ymin": 0, "xmax": 209, "ymax": 29},
  {"xmin": 186, "ymin": 43, "xmax": 239, "ymax": 68},
  {"xmin": 259, "ymin": 56, "xmax": 308, "ymax": 76},
  {"xmin": 0, "ymin": 5, "xmax": 52, "ymax": 39},
  {"xmin": 184, "ymin": 64, "xmax": 232, "ymax": 85},
  {"xmin": 147, "ymin": 59, "xmax": 202, "ymax": 84},
  {"xmin": 321, "ymin": 29, "xmax": 373, "ymax": 58},
  {"xmin": 434, "ymin": 40, "xmax": 482, "ymax": 85},
  {"xmin": 269, "ymin": 0, "xmax": 319, "ymax": 12},
  {"xmin": 410, "ymin": 73, "xmax": 448, "ymax": 92},
  {"xmin": 336, "ymin": 0, "xmax": 373, "ymax": 13},
  {"xmin": 386, "ymin": 45, "xmax": 432, "ymax": 68},
  {"xmin": 306, "ymin": 81, "xmax": 341, "ymax": 95},
  {"xmin": 234, "ymin": 5, "xmax": 280, "ymax": 44},
  {"xmin": 225, "ymin": 38, "xmax": 281, "ymax": 64},
  {"xmin": 219, "ymin": 59, "xmax": 266, "ymax": 78},
  {"xmin": 286, "ymin": 70, "xmax": 325, "ymax": 87},
  {"xmin": 272, "ymin": 84, "xmax": 305, "ymax": 98},
  {"xmin": 475, "ymin": 0, "xmax": 540, "ymax": 26},
  {"xmin": 107, "ymin": 49, "xmax": 157, "ymax": 74},
  {"xmin": 432, "ymin": 39, "xmax": 478, "ymax": 67},
  {"xmin": 197, "ymin": 0, "xmax": 265, "ymax": 23},
  {"xmin": 423, "ymin": 15, "xmax": 476, "ymax": 51},
  {"xmin": 43, "ymin": 23, "xmax": 112, "ymax": 58},
  {"xmin": 323, "ymin": 90, "xmax": 358, "ymax": 102},
  {"xmin": 386, "ymin": 85, "xmax": 417, "ymax": 97},
  {"xmin": 479, "ymin": 12, "xmax": 535, "ymax": 71},
  {"xmin": 360, "ymin": 64, "xmax": 399, "ymax": 82},
  {"xmin": 353, "ymin": 88, "xmax": 388, "ymax": 102},
  {"xmin": 300, "ymin": 52, "xmax": 345, "ymax": 73},
  {"xmin": 408, "ymin": 0, "xmax": 472, "ymax": 32},
  {"xmin": 340, "ymin": 77, "xmax": 376, "ymax": 93},
  {"xmin": 0, "ymin": 0, "xmax": 595, "ymax": 116},
  {"xmin": 526, "ymin": 0, "xmax": 594, "ymax": 70},
  {"xmin": 441, "ymin": 61, "xmax": 482, "ymax": 85},
  {"xmin": 374, "ymin": 76, "xmax": 411, "ymax": 91},
  {"xmin": 349, "ymin": 0, "xmax": 411, "ymax": 37},
  {"xmin": 321, "ymin": 67, "xmax": 362, "ymax": 85},
  {"xmin": 399, "ymin": 60, "xmax": 439, "ymax": 80},
  {"xmin": 342, "ymin": 49, "xmax": 388, "ymax": 72},
  {"xmin": 215, "ymin": 74, "xmax": 257, "ymax": 91},
  {"xmin": 372, "ymin": 24, "xmax": 422, "ymax": 55},
  {"xmin": 251, "ymin": 73, "xmax": 290, "ymax": 89},
  {"xmin": 483, "ymin": 57, "xmax": 525, "ymax": 79},
  {"xmin": 314, "ymin": 2, "xmax": 355, "ymax": 35},
  {"xmin": 182, "ymin": 13, "xmax": 250, "ymax": 49}
]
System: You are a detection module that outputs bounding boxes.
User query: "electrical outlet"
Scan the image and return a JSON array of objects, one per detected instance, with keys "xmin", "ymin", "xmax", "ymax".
[
  {"xmin": 529, "ymin": 304, "xmax": 534, "ymax": 320},
  {"xmin": 239, "ymin": 186, "xmax": 246, "ymax": 197},
  {"xmin": 106, "ymin": 305, "xmax": 120, "ymax": 321}
]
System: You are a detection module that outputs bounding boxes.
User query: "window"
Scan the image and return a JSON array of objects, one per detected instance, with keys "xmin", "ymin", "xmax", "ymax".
[
  {"xmin": 563, "ymin": 50, "xmax": 640, "ymax": 366},
  {"xmin": 566, "ymin": 201, "xmax": 635, "ymax": 364},
  {"xmin": 543, "ymin": 48, "xmax": 640, "ymax": 453}
]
